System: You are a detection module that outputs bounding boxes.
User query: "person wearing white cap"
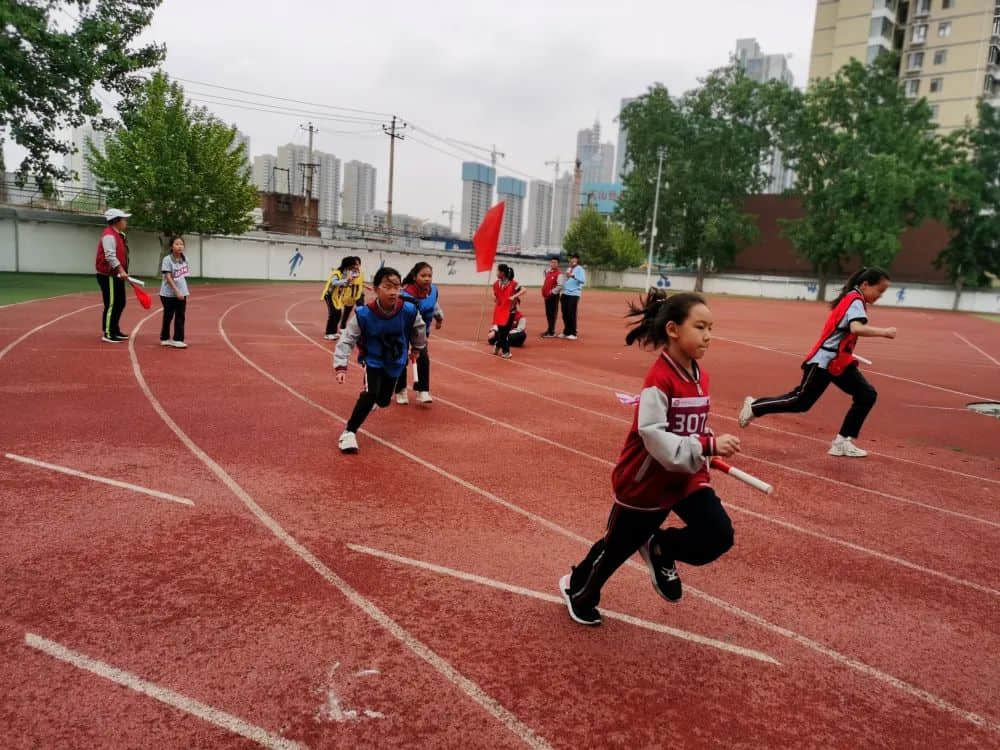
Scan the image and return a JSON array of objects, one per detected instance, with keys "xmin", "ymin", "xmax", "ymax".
[{"xmin": 94, "ymin": 208, "xmax": 132, "ymax": 342}]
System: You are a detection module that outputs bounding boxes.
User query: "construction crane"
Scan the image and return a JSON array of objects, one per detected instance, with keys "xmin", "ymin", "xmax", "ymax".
[
  {"xmin": 447, "ymin": 138, "xmax": 506, "ymax": 168},
  {"xmin": 545, "ymin": 157, "xmax": 571, "ymax": 181},
  {"xmin": 441, "ymin": 205, "xmax": 457, "ymax": 233}
]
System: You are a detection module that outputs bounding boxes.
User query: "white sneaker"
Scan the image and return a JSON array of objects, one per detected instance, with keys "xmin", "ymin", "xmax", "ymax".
[
  {"xmin": 738, "ymin": 396, "xmax": 755, "ymax": 428},
  {"xmin": 829, "ymin": 436, "xmax": 867, "ymax": 457},
  {"xmin": 417, "ymin": 391, "xmax": 432, "ymax": 404},
  {"xmin": 170, "ymin": 341, "xmax": 188, "ymax": 349},
  {"xmin": 160, "ymin": 339, "xmax": 173, "ymax": 347},
  {"xmin": 338, "ymin": 431, "xmax": 358, "ymax": 453},
  {"xmin": 324, "ymin": 333, "xmax": 339, "ymax": 340},
  {"xmin": 501, "ymin": 351, "xmax": 513, "ymax": 359},
  {"xmin": 565, "ymin": 334, "xmax": 578, "ymax": 340},
  {"xmin": 396, "ymin": 392, "xmax": 409, "ymax": 405}
]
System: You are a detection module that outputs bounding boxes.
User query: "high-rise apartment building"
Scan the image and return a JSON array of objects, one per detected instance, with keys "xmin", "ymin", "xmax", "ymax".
[
  {"xmin": 232, "ymin": 129, "xmax": 251, "ymax": 168},
  {"xmin": 614, "ymin": 97, "xmax": 640, "ymax": 181},
  {"xmin": 496, "ymin": 176, "xmax": 527, "ymax": 249},
  {"xmin": 460, "ymin": 161, "xmax": 496, "ymax": 239},
  {"xmin": 550, "ymin": 172, "xmax": 575, "ymax": 248},
  {"xmin": 276, "ymin": 143, "xmax": 340, "ymax": 227},
  {"xmin": 64, "ymin": 125, "xmax": 106, "ymax": 192},
  {"xmin": 252, "ymin": 154, "xmax": 279, "ymax": 192},
  {"xmin": 808, "ymin": 0, "xmax": 1000, "ymax": 133},
  {"xmin": 576, "ymin": 120, "xmax": 616, "ymax": 185},
  {"xmin": 524, "ymin": 179, "xmax": 554, "ymax": 249},
  {"xmin": 735, "ymin": 38, "xmax": 796, "ymax": 192},
  {"xmin": 342, "ymin": 160, "xmax": 377, "ymax": 227}
]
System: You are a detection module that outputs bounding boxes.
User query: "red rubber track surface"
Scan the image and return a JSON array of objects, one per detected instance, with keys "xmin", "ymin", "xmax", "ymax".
[{"xmin": 2, "ymin": 283, "xmax": 998, "ymax": 749}]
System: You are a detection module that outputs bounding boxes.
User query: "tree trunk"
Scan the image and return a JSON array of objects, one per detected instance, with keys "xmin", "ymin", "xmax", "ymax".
[
  {"xmin": 816, "ymin": 264, "xmax": 830, "ymax": 302},
  {"xmin": 694, "ymin": 256, "xmax": 705, "ymax": 292},
  {"xmin": 952, "ymin": 276, "xmax": 963, "ymax": 311}
]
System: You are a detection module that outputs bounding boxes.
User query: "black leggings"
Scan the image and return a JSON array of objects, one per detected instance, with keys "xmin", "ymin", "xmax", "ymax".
[
  {"xmin": 324, "ymin": 297, "xmax": 342, "ymax": 335},
  {"xmin": 346, "ymin": 366, "xmax": 397, "ymax": 433},
  {"xmin": 751, "ymin": 362, "xmax": 877, "ymax": 439},
  {"xmin": 395, "ymin": 349, "xmax": 430, "ymax": 393},
  {"xmin": 571, "ymin": 488, "xmax": 734, "ymax": 607},
  {"xmin": 340, "ymin": 305, "xmax": 354, "ymax": 330},
  {"xmin": 96, "ymin": 274, "xmax": 126, "ymax": 337},
  {"xmin": 159, "ymin": 296, "xmax": 186, "ymax": 342},
  {"xmin": 494, "ymin": 310, "xmax": 515, "ymax": 353}
]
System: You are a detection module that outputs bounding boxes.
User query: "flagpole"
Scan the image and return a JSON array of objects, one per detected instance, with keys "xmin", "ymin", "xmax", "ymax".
[{"xmin": 473, "ymin": 264, "xmax": 493, "ymax": 345}]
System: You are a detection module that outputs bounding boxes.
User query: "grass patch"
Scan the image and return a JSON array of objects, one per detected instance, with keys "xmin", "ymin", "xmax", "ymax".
[
  {"xmin": 974, "ymin": 313, "xmax": 1000, "ymax": 324},
  {"xmin": 0, "ymin": 272, "xmax": 314, "ymax": 305}
]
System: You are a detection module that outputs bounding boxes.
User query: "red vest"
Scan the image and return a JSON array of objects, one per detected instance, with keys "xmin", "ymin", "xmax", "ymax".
[
  {"xmin": 804, "ymin": 290, "xmax": 866, "ymax": 376},
  {"xmin": 611, "ymin": 352, "xmax": 713, "ymax": 511},
  {"xmin": 95, "ymin": 227, "xmax": 128, "ymax": 275},
  {"xmin": 541, "ymin": 268, "xmax": 561, "ymax": 298},
  {"xmin": 492, "ymin": 280, "xmax": 519, "ymax": 326}
]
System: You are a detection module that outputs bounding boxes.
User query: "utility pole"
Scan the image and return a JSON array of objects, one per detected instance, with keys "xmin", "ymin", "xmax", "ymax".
[
  {"xmin": 645, "ymin": 147, "xmax": 666, "ymax": 292},
  {"xmin": 299, "ymin": 122, "xmax": 319, "ymax": 236},
  {"xmin": 382, "ymin": 115, "xmax": 407, "ymax": 233},
  {"xmin": 442, "ymin": 205, "xmax": 456, "ymax": 233}
]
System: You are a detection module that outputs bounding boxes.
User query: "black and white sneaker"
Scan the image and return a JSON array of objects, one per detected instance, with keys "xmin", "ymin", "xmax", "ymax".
[
  {"xmin": 101, "ymin": 335, "xmax": 122, "ymax": 343},
  {"xmin": 639, "ymin": 539, "xmax": 682, "ymax": 603},
  {"xmin": 559, "ymin": 573, "xmax": 601, "ymax": 626}
]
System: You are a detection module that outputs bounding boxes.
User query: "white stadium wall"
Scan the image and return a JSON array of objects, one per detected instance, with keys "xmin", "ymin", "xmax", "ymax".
[{"xmin": 1, "ymin": 208, "xmax": 998, "ymax": 314}]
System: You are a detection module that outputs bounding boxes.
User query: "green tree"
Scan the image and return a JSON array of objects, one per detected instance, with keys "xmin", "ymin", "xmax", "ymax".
[
  {"xmin": 0, "ymin": 0, "xmax": 163, "ymax": 185},
  {"xmin": 562, "ymin": 208, "xmax": 612, "ymax": 267},
  {"xmin": 607, "ymin": 224, "xmax": 645, "ymax": 271},
  {"xmin": 615, "ymin": 65, "xmax": 791, "ymax": 290},
  {"xmin": 936, "ymin": 100, "xmax": 1000, "ymax": 309},
  {"xmin": 87, "ymin": 72, "xmax": 258, "ymax": 241},
  {"xmin": 777, "ymin": 53, "xmax": 950, "ymax": 299}
]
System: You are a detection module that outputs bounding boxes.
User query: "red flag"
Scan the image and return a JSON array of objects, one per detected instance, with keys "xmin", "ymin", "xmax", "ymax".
[
  {"xmin": 473, "ymin": 202, "xmax": 505, "ymax": 273},
  {"xmin": 129, "ymin": 280, "xmax": 152, "ymax": 309}
]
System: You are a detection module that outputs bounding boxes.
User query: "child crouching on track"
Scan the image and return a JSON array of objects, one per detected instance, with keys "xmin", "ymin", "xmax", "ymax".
[
  {"xmin": 333, "ymin": 266, "xmax": 426, "ymax": 453},
  {"xmin": 560, "ymin": 290, "xmax": 740, "ymax": 626}
]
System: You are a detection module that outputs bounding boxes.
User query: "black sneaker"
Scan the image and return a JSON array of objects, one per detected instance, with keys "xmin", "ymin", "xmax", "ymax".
[
  {"xmin": 559, "ymin": 573, "xmax": 601, "ymax": 626},
  {"xmin": 101, "ymin": 335, "xmax": 122, "ymax": 343},
  {"xmin": 115, "ymin": 331, "xmax": 130, "ymax": 339},
  {"xmin": 639, "ymin": 539, "xmax": 682, "ymax": 603},
  {"xmin": 540, "ymin": 332, "xmax": 555, "ymax": 338}
]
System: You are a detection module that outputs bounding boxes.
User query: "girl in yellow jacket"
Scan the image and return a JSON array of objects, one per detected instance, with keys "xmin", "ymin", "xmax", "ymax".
[
  {"xmin": 321, "ymin": 257, "xmax": 358, "ymax": 340},
  {"xmin": 339, "ymin": 256, "xmax": 365, "ymax": 334}
]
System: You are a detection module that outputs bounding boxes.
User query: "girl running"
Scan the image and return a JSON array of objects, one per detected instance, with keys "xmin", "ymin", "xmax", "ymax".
[
  {"xmin": 333, "ymin": 266, "xmax": 426, "ymax": 454},
  {"xmin": 738, "ymin": 267, "xmax": 896, "ymax": 457},
  {"xmin": 491, "ymin": 263, "xmax": 523, "ymax": 359},
  {"xmin": 395, "ymin": 262, "xmax": 444, "ymax": 405},
  {"xmin": 321, "ymin": 257, "xmax": 355, "ymax": 340},
  {"xmin": 560, "ymin": 290, "xmax": 739, "ymax": 626}
]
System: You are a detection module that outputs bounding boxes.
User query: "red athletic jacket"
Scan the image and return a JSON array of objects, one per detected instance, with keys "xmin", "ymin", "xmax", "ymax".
[
  {"xmin": 611, "ymin": 351, "xmax": 716, "ymax": 511},
  {"xmin": 804, "ymin": 290, "xmax": 866, "ymax": 376},
  {"xmin": 95, "ymin": 226, "xmax": 129, "ymax": 276}
]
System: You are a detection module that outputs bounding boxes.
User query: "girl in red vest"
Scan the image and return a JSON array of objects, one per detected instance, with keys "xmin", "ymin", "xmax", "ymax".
[
  {"xmin": 491, "ymin": 264, "xmax": 523, "ymax": 359},
  {"xmin": 738, "ymin": 267, "xmax": 896, "ymax": 457},
  {"xmin": 560, "ymin": 290, "xmax": 740, "ymax": 626}
]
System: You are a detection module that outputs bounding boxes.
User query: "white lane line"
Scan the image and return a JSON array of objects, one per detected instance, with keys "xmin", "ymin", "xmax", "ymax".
[
  {"xmin": 953, "ymin": 332, "xmax": 1000, "ymax": 368},
  {"xmin": 904, "ymin": 404, "xmax": 974, "ymax": 413},
  {"xmin": 712, "ymin": 335, "xmax": 996, "ymax": 401},
  {"xmin": 282, "ymin": 307, "xmax": 1000, "ymax": 589},
  {"xmin": 24, "ymin": 632, "xmax": 304, "ymax": 749},
  {"xmin": 4, "ymin": 453, "xmax": 194, "ymax": 507},
  {"xmin": 347, "ymin": 544, "xmax": 779, "ymax": 665},
  {"xmin": 269, "ymin": 299, "xmax": 1000, "ymax": 731},
  {"xmin": 433, "ymin": 335, "xmax": 1000, "ymax": 487},
  {"xmin": 0, "ymin": 304, "xmax": 100, "ymax": 360},
  {"xmin": 129, "ymin": 304, "xmax": 552, "ymax": 750}
]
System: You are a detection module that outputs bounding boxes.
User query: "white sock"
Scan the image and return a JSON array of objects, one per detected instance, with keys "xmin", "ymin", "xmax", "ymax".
[{"xmin": 835, "ymin": 434, "xmax": 848, "ymax": 443}]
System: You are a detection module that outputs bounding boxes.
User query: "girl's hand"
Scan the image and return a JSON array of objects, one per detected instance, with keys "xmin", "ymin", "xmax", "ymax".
[
  {"xmin": 336, "ymin": 371, "xmax": 346, "ymax": 384},
  {"xmin": 883, "ymin": 327, "xmax": 897, "ymax": 339},
  {"xmin": 714, "ymin": 434, "xmax": 741, "ymax": 457}
]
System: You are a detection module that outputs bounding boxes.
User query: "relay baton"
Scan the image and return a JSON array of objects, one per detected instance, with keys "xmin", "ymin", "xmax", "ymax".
[
  {"xmin": 126, "ymin": 275, "xmax": 145, "ymax": 287},
  {"xmin": 853, "ymin": 354, "xmax": 873, "ymax": 365},
  {"xmin": 709, "ymin": 457, "xmax": 773, "ymax": 495}
]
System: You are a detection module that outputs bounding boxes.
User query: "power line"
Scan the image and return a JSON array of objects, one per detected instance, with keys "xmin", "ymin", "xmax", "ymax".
[
  {"xmin": 185, "ymin": 90, "xmax": 383, "ymax": 125},
  {"xmin": 174, "ymin": 77, "xmax": 394, "ymax": 119}
]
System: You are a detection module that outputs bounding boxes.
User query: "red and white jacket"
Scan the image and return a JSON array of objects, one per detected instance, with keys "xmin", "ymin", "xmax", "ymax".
[{"xmin": 611, "ymin": 351, "xmax": 716, "ymax": 511}]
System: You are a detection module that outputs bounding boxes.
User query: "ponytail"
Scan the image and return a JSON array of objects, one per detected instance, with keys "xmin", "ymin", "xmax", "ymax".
[
  {"xmin": 625, "ymin": 290, "xmax": 707, "ymax": 348},
  {"xmin": 829, "ymin": 266, "xmax": 890, "ymax": 308}
]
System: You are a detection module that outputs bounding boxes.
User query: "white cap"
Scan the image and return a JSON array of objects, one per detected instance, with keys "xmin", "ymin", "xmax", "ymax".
[{"xmin": 104, "ymin": 208, "xmax": 132, "ymax": 222}]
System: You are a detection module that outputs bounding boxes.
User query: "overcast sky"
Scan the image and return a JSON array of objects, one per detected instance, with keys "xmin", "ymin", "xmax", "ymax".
[{"xmin": 8, "ymin": 0, "xmax": 817, "ymax": 226}]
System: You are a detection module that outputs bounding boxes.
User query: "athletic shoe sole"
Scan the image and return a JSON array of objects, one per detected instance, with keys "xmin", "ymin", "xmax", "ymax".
[
  {"xmin": 558, "ymin": 574, "xmax": 601, "ymax": 626},
  {"xmin": 738, "ymin": 396, "xmax": 755, "ymax": 428}
]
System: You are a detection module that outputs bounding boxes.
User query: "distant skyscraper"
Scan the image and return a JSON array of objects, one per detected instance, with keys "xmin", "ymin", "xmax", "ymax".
[
  {"xmin": 735, "ymin": 38, "xmax": 795, "ymax": 193},
  {"xmin": 460, "ymin": 161, "xmax": 496, "ymax": 239},
  {"xmin": 64, "ymin": 125, "xmax": 106, "ymax": 192},
  {"xmin": 575, "ymin": 120, "xmax": 615, "ymax": 194},
  {"xmin": 614, "ymin": 96, "xmax": 639, "ymax": 181},
  {"xmin": 232, "ymin": 129, "xmax": 251, "ymax": 168},
  {"xmin": 252, "ymin": 154, "xmax": 278, "ymax": 192},
  {"xmin": 342, "ymin": 160, "xmax": 376, "ymax": 227},
  {"xmin": 496, "ymin": 176, "xmax": 526, "ymax": 249},
  {"xmin": 550, "ymin": 172, "xmax": 575, "ymax": 248},
  {"xmin": 276, "ymin": 142, "xmax": 340, "ymax": 226},
  {"xmin": 523, "ymin": 179, "xmax": 553, "ymax": 249}
]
